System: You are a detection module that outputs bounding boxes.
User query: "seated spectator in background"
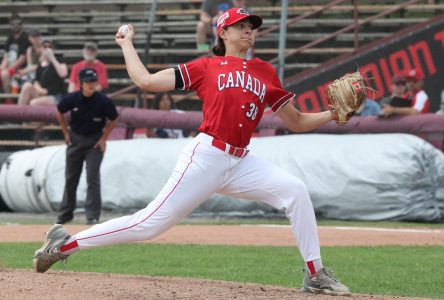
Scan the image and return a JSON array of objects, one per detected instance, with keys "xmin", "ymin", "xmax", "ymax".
[
  {"xmin": 381, "ymin": 69, "xmax": 429, "ymax": 117},
  {"xmin": 0, "ymin": 14, "xmax": 30, "ymax": 95},
  {"xmin": 379, "ymin": 74, "xmax": 408, "ymax": 107},
  {"xmin": 354, "ymin": 97, "xmax": 381, "ymax": 117},
  {"xmin": 16, "ymin": 28, "xmax": 43, "ymax": 83},
  {"xmin": 405, "ymin": 68, "xmax": 429, "ymax": 112},
  {"xmin": 68, "ymin": 42, "xmax": 108, "ymax": 93},
  {"xmin": 196, "ymin": 0, "xmax": 233, "ymax": 50},
  {"xmin": 17, "ymin": 38, "xmax": 68, "ymax": 106},
  {"xmin": 147, "ymin": 92, "xmax": 184, "ymax": 138}
]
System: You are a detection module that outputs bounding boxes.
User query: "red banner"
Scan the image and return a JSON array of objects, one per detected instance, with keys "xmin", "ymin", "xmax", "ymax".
[{"xmin": 285, "ymin": 14, "xmax": 444, "ymax": 113}]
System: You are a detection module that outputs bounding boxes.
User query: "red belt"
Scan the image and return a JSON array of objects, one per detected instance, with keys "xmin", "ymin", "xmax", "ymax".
[{"xmin": 211, "ymin": 138, "xmax": 249, "ymax": 158}]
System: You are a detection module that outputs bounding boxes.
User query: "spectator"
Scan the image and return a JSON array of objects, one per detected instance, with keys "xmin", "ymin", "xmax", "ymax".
[
  {"xmin": 379, "ymin": 74, "xmax": 408, "ymax": 107},
  {"xmin": 381, "ymin": 69, "xmax": 429, "ymax": 117},
  {"xmin": 355, "ymin": 97, "xmax": 381, "ymax": 116},
  {"xmin": 17, "ymin": 38, "xmax": 68, "ymax": 106},
  {"xmin": 405, "ymin": 68, "xmax": 429, "ymax": 112},
  {"xmin": 196, "ymin": 0, "xmax": 233, "ymax": 50},
  {"xmin": 16, "ymin": 28, "xmax": 43, "ymax": 83},
  {"xmin": 0, "ymin": 14, "xmax": 30, "ymax": 95},
  {"xmin": 68, "ymin": 42, "xmax": 108, "ymax": 93},
  {"xmin": 56, "ymin": 67, "xmax": 119, "ymax": 225},
  {"xmin": 147, "ymin": 92, "xmax": 184, "ymax": 138}
]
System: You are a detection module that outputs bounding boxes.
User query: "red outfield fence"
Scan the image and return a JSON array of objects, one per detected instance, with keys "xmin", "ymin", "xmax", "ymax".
[{"xmin": 1, "ymin": 105, "xmax": 444, "ymax": 151}]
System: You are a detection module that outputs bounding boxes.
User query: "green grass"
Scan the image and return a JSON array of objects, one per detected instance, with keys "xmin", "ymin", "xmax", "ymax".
[{"xmin": 1, "ymin": 243, "xmax": 443, "ymax": 298}]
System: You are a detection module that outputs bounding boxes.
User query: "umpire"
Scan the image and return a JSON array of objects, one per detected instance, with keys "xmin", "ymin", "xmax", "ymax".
[{"xmin": 56, "ymin": 67, "xmax": 119, "ymax": 225}]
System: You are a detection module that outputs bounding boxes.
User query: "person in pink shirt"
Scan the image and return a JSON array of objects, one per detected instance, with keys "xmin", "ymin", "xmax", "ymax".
[{"xmin": 68, "ymin": 42, "xmax": 109, "ymax": 93}]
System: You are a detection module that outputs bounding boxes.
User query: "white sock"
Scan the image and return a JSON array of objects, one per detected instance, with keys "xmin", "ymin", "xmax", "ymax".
[{"xmin": 306, "ymin": 258, "xmax": 323, "ymax": 275}]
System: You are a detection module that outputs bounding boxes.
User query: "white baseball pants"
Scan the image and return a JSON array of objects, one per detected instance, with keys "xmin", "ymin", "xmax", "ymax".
[{"xmin": 73, "ymin": 133, "xmax": 321, "ymax": 262}]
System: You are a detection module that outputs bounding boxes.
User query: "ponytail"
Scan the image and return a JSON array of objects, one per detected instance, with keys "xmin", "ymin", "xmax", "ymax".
[{"xmin": 211, "ymin": 37, "xmax": 226, "ymax": 56}]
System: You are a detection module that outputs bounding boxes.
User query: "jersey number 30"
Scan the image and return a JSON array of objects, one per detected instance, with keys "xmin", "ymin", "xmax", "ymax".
[{"xmin": 246, "ymin": 103, "xmax": 258, "ymax": 120}]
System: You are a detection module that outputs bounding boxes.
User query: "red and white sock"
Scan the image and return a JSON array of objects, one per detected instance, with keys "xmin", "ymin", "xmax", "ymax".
[
  {"xmin": 306, "ymin": 258, "xmax": 323, "ymax": 276},
  {"xmin": 60, "ymin": 236, "xmax": 80, "ymax": 256}
]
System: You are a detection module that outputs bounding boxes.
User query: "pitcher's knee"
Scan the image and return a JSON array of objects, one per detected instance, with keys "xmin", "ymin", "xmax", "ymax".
[{"xmin": 283, "ymin": 177, "xmax": 309, "ymax": 199}]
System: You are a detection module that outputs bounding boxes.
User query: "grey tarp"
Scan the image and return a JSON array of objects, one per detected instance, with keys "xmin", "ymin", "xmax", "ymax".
[{"xmin": 1, "ymin": 134, "xmax": 443, "ymax": 221}]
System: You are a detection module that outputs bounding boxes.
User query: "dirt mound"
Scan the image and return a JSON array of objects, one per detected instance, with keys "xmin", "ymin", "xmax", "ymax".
[{"xmin": 0, "ymin": 269, "xmax": 428, "ymax": 300}]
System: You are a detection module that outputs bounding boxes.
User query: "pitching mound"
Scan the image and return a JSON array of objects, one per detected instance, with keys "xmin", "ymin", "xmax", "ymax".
[{"xmin": 0, "ymin": 269, "xmax": 428, "ymax": 300}]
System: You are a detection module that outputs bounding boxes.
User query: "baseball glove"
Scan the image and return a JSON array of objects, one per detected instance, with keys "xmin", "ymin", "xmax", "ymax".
[{"xmin": 326, "ymin": 71, "xmax": 366, "ymax": 125}]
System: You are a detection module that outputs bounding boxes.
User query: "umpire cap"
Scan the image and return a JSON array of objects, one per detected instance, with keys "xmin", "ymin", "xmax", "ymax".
[{"xmin": 79, "ymin": 67, "xmax": 98, "ymax": 82}]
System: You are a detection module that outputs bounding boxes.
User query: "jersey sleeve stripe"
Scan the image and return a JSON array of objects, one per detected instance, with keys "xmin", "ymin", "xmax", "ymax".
[
  {"xmin": 183, "ymin": 64, "xmax": 192, "ymax": 90},
  {"xmin": 270, "ymin": 92, "xmax": 295, "ymax": 111},
  {"xmin": 274, "ymin": 98, "xmax": 292, "ymax": 113},
  {"xmin": 177, "ymin": 65, "xmax": 186, "ymax": 90}
]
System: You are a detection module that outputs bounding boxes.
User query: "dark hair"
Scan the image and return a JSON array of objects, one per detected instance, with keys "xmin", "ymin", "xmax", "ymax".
[
  {"xmin": 28, "ymin": 28, "xmax": 41, "ymax": 37},
  {"xmin": 10, "ymin": 13, "xmax": 22, "ymax": 23},
  {"xmin": 153, "ymin": 92, "xmax": 174, "ymax": 110},
  {"xmin": 42, "ymin": 38, "xmax": 54, "ymax": 46},
  {"xmin": 212, "ymin": 37, "xmax": 226, "ymax": 56}
]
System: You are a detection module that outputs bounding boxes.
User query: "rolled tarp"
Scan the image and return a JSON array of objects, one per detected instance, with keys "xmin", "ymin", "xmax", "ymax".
[
  {"xmin": 0, "ymin": 134, "xmax": 443, "ymax": 222},
  {"xmin": 0, "ymin": 147, "xmax": 63, "ymax": 212},
  {"xmin": 0, "ymin": 151, "xmax": 13, "ymax": 211}
]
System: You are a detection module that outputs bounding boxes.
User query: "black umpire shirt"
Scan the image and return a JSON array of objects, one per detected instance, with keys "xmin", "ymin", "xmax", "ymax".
[{"xmin": 57, "ymin": 91, "xmax": 118, "ymax": 136}]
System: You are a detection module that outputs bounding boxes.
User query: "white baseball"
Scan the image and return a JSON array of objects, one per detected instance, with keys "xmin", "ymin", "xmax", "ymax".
[{"xmin": 118, "ymin": 24, "xmax": 129, "ymax": 37}]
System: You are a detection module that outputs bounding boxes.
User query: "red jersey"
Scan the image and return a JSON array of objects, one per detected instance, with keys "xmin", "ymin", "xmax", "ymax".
[
  {"xmin": 177, "ymin": 56, "xmax": 294, "ymax": 147},
  {"xmin": 69, "ymin": 60, "xmax": 109, "ymax": 91}
]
